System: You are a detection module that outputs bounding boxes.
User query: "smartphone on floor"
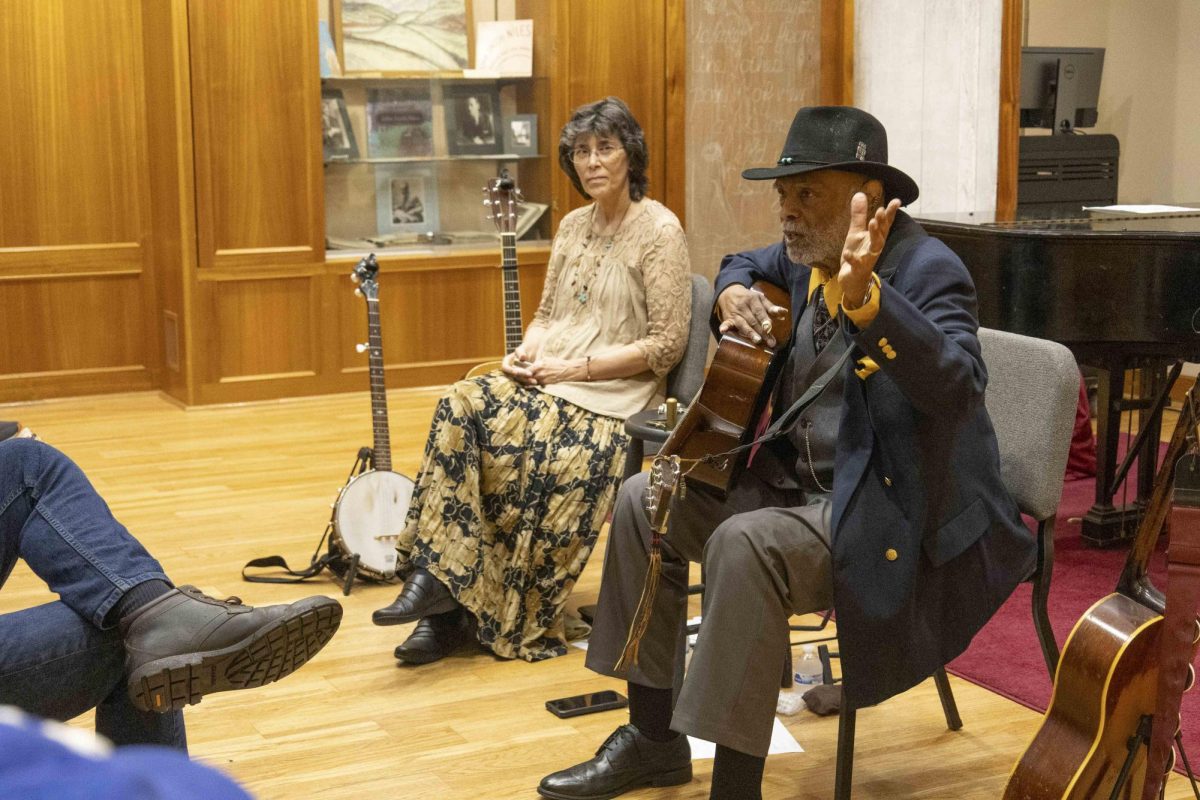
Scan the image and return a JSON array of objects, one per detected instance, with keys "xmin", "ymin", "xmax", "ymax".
[{"xmin": 545, "ymin": 690, "xmax": 628, "ymax": 719}]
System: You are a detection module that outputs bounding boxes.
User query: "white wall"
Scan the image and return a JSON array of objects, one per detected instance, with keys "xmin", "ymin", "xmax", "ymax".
[{"xmin": 854, "ymin": 0, "xmax": 1003, "ymax": 215}]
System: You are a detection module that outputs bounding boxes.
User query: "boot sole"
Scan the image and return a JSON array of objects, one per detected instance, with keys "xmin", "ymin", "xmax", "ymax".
[
  {"xmin": 128, "ymin": 600, "xmax": 342, "ymax": 712},
  {"xmin": 536, "ymin": 764, "xmax": 693, "ymax": 800}
]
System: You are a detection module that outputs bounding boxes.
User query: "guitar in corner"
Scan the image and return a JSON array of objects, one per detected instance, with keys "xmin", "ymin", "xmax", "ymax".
[
  {"xmin": 1003, "ymin": 383, "xmax": 1200, "ymax": 799},
  {"xmin": 466, "ymin": 170, "xmax": 524, "ymax": 378},
  {"xmin": 328, "ymin": 254, "xmax": 416, "ymax": 582}
]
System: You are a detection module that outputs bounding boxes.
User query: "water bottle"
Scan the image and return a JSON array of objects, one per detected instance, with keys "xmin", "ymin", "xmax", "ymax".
[{"xmin": 794, "ymin": 644, "xmax": 822, "ymax": 686}]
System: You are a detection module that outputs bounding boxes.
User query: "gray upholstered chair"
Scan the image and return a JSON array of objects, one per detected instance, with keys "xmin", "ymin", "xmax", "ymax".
[
  {"xmin": 831, "ymin": 326, "xmax": 1079, "ymax": 799},
  {"xmin": 620, "ymin": 273, "xmax": 714, "ymax": 479}
]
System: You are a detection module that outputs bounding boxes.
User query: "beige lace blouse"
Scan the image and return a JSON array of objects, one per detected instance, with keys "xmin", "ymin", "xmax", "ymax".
[{"xmin": 533, "ymin": 199, "xmax": 692, "ymax": 419}]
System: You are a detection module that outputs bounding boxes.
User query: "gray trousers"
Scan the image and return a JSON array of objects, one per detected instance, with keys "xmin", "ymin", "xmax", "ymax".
[{"xmin": 584, "ymin": 466, "xmax": 834, "ymax": 757}]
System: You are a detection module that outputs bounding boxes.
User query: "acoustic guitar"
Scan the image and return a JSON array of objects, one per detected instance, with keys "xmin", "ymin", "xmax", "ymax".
[
  {"xmin": 1003, "ymin": 383, "xmax": 1200, "ymax": 799},
  {"xmin": 658, "ymin": 281, "xmax": 792, "ymax": 495},
  {"xmin": 466, "ymin": 171, "xmax": 524, "ymax": 378}
]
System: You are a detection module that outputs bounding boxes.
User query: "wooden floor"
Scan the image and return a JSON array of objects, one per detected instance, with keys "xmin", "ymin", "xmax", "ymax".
[{"xmin": 1, "ymin": 389, "xmax": 1194, "ymax": 799}]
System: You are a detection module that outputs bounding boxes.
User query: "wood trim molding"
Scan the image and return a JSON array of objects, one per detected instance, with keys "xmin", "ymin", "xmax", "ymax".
[
  {"xmin": 820, "ymin": 0, "xmax": 854, "ymax": 105},
  {"xmin": 664, "ymin": 0, "xmax": 687, "ymax": 227},
  {"xmin": 996, "ymin": 0, "xmax": 1022, "ymax": 221}
]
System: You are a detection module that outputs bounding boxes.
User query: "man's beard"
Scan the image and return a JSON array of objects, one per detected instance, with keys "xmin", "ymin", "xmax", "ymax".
[{"xmin": 783, "ymin": 219, "xmax": 844, "ymax": 267}]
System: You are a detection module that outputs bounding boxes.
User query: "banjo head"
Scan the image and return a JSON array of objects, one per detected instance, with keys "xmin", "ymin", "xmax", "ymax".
[{"xmin": 332, "ymin": 469, "xmax": 414, "ymax": 580}]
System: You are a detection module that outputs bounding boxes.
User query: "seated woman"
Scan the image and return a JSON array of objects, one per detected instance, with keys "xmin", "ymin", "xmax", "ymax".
[{"xmin": 372, "ymin": 96, "xmax": 693, "ymax": 665}]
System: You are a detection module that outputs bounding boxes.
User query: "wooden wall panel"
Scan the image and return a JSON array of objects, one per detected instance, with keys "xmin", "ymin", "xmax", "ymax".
[
  {"xmin": 187, "ymin": 0, "xmax": 324, "ymax": 269},
  {"xmin": 334, "ymin": 261, "xmax": 549, "ymax": 376},
  {"xmin": 204, "ymin": 277, "xmax": 321, "ymax": 383},
  {"xmin": 0, "ymin": 0, "xmax": 157, "ymax": 402},
  {"xmin": 0, "ymin": 275, "xmax": 152, "ymax": 398},
  {"xmin": 996, "ymin": 0, "xmax": 1022, "ymax": 221},
  {"xmin": 141, "ymin": 0, "xmax": 198, "ymax": 404},
  {"xmin": 550, "ymin": 0, "xmax": 682, "ymax": 229},
  {"xmin": 0, "ymin": 0, "xmax": 146, "ymax": 248}
]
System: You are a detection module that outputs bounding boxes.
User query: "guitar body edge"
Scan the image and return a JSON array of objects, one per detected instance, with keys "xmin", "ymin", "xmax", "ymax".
[
  {"xmin": 1003, "ymin": 593, "xmax": 1161, "ymax": 800},
  {"xmin": 465, "ymin": 360, "xmax": 504, "ymax": 379}
]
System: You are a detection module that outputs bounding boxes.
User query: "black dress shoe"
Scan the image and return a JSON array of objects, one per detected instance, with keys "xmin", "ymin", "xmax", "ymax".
[
  {"xmin": 393, "ymin": 608, "xmax": 475, "ymax": 665},
  {"xmin": 121, "ymin": 586, "xmax": 342, "ymax": 713},
  {"xmin": 538, "ymin": 724, "xmax": 692, "ymax": 800},
  {"xmin": 372, "ymin": 568, "xmax": 458, "ymax": 626}
]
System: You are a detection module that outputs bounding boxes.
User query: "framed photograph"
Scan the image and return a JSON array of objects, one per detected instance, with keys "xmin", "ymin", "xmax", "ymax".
[
  {"xmin": 444, "ymin": 85, "xmax": 502, "ymax": 156},
  {"xmin": 503, "ymin": 114, "xmax": 538, "ymax": 156},
  {"xmin": 321, "ymin": 88, "xmax": 359, "ymax": 162},
  {"xmin": 367, "ymin": 87, "xmax": 433, "ymax": 158},
  {"xmin": 374, "ymin": 165, "xmax": 439, "ymax": 235},
  {"xmin": 339, "ymin": 0, "xmax": 471, "ymax": 74}
]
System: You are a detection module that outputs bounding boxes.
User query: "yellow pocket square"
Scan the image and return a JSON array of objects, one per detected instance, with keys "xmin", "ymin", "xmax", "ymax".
[{"xmin": 855, "ymin": 356, "xmax": 880, "ymax": 380}]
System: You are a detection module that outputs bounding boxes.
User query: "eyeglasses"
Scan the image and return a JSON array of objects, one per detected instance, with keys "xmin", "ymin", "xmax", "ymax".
[{"xmin": 571, "ymin": 142, "xmax": 623, "ymax": 165}]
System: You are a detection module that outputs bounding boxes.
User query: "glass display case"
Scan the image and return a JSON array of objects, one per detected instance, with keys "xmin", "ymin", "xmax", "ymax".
[{"xmin": 321, "ymin": 75, "xmax": 552, "ymax": 254}]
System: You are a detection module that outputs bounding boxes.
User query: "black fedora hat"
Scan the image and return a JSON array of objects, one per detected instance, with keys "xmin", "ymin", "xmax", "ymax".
[{"xmin": 742, "ymin": 106, "xmax": 919, "ymax": 206}]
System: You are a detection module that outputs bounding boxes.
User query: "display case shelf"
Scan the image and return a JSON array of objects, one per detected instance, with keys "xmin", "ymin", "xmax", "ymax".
[{"xmin": 321, "ymin": 73, "xmax": 550, "ymax": 256}]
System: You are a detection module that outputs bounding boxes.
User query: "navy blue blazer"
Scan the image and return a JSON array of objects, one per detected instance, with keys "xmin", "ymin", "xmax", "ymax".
[{"xmin": 712, "ymin": 212, "xmax": 1036, "ymax": 708}]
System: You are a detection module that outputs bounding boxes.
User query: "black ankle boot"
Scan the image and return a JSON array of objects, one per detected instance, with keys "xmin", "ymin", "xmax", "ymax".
[
  {"xmin": 393, "ymin": 608, "xmax": 475, "ymax": 665},
  {"xmin": 372, "ymin": 568, "xmax": 458, "ymax": 625},
  {"xmin": 122, "ymin": 586, "xmax": 342, "ymax": 712}
]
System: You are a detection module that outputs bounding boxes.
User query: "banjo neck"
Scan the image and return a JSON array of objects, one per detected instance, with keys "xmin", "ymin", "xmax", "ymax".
[
  {"xmin": 350, "ymin": 253, "xmax": 392, "ymax": 473},
  {"xmin": 365, "ymin": 293, "xmax": 392, "ymax": 472}
]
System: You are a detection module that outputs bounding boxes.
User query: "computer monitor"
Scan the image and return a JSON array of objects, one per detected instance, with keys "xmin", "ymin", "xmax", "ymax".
[{"xmin": 1019, "ymin": 47, "xmax": 1105, "ymax": 133}]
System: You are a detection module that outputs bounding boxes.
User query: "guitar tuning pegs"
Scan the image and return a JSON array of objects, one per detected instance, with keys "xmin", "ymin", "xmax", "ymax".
[
  {"xmin": 354, "ymin": 287, "xmax": 363, "ymax": 297},
  {"xmin": 350, "ymin": 273, "xmax": 359, "ymax": 284},
  {"xmin": 355, "ymin": 343, "xmax": 369, "ymax": 353}
]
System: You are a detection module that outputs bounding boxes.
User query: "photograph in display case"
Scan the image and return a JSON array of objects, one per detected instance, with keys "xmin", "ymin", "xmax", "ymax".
[
  {"xmin": 374, "ymin": 165, "xmax": 439, "ymax": 235},
  {"xmin": 444, "ymin": 85, "xmax": 502, "ymax": 156},
  {"xmin": 321, "ymin": 88, "xmax": 358, "ymax": 161},
  {"xmin": 367, "ymin": 87, "xmax": 434, "ymax": 158},
  {"xmin": 503, "ymin": 114, "xmax": 537, "ymax": 156}
]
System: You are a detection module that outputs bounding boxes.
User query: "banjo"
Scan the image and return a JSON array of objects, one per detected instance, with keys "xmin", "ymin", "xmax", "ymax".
[{"xmin": 330, "ymin": 254, "xmax": 415, "ymax": 581}]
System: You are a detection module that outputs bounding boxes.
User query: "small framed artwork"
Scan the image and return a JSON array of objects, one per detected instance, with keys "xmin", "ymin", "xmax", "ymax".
[
  {"xmin": 374, "ymin": 165, "xmax": 439, "ymax": 235},
  {"xmin": 339, "ymin": 0, "xmax": 471, "ymax": 74},
  {"xmin": 321, "ymin": 88, "xmax": 359, "ymax": 161},
  {"xmin": 503, "ymin": 114, "xmax": 538, "ymax": 156},
  {"xmin": 444, "ymin": 85, "xmax": 502, "ymax": 156}
]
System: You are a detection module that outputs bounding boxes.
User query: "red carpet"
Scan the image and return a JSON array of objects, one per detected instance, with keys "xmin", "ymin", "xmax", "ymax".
[{"xmin": 947, "ymin": 469, "xmax": 1199, "ymax": 765}]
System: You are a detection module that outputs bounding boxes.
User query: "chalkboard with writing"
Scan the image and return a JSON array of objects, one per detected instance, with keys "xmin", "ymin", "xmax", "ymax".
[{"xmin": 685, "ymin": 0, "xmax": 823, "ymax": 278}]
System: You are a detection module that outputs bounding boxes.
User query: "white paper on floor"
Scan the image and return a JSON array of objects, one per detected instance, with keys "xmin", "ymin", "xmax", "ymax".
[{"xmin": 688, "ymin": 717, "xmax": 803, "ymax": 758}]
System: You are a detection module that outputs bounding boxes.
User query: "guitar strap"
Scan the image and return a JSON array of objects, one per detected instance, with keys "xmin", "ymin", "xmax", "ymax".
[
  {"xmin": 1143, "ymin": 451, "xmax": 1200, "ymax": 799},
  {"xmin": 721, "ymin": 230, "xmax": 920, "ymax": 462}
]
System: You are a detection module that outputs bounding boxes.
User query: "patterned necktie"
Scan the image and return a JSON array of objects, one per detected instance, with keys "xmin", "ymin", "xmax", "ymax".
[{"xmin": 812, "ymin": 283, "xmax": 835, "ymax": 352}]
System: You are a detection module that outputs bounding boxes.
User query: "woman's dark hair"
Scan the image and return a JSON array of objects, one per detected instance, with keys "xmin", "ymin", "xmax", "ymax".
[{"xmin": 557, "ymin": 96, "xmax": 648, "ymax": 201}]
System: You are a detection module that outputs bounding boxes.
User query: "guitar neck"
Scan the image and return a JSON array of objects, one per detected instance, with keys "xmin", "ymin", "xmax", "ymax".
[
  {"xmin": 501, "ymin": 232, "xmax": 523, "ymax": 353},
  {"xmin": 365, "ymin": 297, "xmax": 392, "ymax": 472}
]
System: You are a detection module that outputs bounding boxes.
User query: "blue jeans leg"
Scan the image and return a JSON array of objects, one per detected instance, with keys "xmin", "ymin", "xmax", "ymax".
[
  {"xmin": 0, "ymin": 439, "xmax": 170, "ymax": 627},
  {"xmin": 0, "ymin": 601, "xmax": 187, "ymax": 750},
  {"xmin": 0, "ymin": 439, "xmax": 184, "ymax": 749}
]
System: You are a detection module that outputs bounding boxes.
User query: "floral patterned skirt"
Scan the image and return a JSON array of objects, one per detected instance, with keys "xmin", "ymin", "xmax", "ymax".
[{"xmin": 396, "ymin": 372, "xmax": 629, "ymax": 661}]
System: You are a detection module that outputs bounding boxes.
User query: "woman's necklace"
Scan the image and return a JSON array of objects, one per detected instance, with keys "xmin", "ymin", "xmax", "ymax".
[{"xmin": 572, "ymin": 202, "xmax": 634, "ymax": 304}]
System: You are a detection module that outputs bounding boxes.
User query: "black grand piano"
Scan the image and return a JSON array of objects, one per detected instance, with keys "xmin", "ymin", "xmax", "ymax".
[{"xmin": 917, "ymin": 206, "xmax": 1200, "ymax": 546}]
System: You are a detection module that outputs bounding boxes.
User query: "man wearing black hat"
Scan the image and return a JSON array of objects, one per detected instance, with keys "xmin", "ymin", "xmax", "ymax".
[{"xmin": 538, "ymin": 106, "xmax": 1035, "ymax": 800}]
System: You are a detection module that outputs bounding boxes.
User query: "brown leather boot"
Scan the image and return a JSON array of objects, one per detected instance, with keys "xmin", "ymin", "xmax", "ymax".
[{"xmin": 121, "ymin": 585, "xmax": 342, "ymax": 712}]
